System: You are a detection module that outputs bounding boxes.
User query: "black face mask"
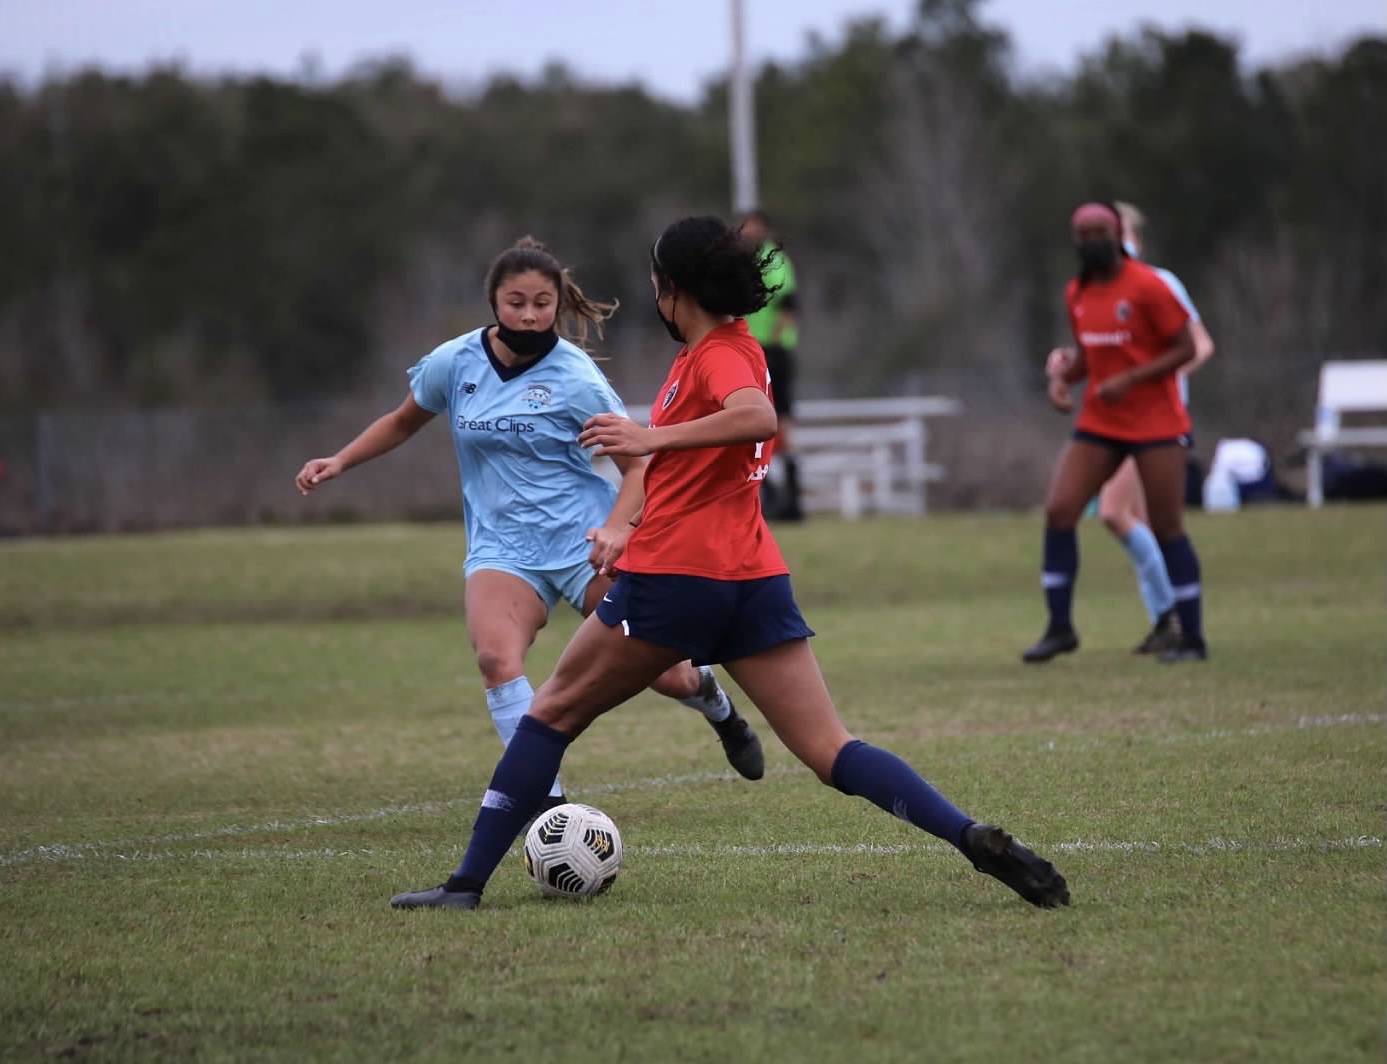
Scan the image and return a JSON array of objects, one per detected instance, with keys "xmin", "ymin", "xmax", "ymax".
[
  {"xmin": 1076, "ymin": 238, "xmax": 1120, "ymax": 274},
  {"xmin": 655, "ymin": 291, "xmax": 685, "ymax": 344},
  {"xmin": 494, "ymin": 322, "xmax": 558, "ymax": 358}
]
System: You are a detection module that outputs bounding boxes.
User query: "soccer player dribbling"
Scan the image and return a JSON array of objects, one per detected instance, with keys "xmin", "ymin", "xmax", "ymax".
[
  {"xmin": 1023, "ymin": 201, "xmax": 1209, "ymax": 666},
  {"xmin": 391, "ymin": 216, "xmax": 1070, "ymax": 912}
]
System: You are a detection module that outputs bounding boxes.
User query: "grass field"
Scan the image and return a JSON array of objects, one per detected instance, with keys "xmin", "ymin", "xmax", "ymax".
[{"xmin": 1, "ymin": 507, "xmax": 1383, "ymax": 1063}]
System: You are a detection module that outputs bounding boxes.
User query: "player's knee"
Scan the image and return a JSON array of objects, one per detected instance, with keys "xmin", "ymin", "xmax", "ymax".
[
  {"xmin": 1044, "ymin": 497, "xmax": 1080, "ymax": 529},
  {"xmin": 1098, "ymin": 504, "xmax": 1130, "ymax": 537},
  {"xmin": 475, "ymin": 647, "xmax": 524, "ymax": 688},
  {"xmin": 650, "ymin": 662, "xmax": 699, "ymax": 700},
  {"xmin": 1151, "ymin": 519, "xmax": 1184, "ymax": 543},
  {"xmin": 1145, "ymin": 502, "xmax": 1184, "ymax": 542}
]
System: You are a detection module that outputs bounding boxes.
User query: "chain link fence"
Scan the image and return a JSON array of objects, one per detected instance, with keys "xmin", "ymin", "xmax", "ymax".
[{"xmin": 0, "ymin": 355, "xmax": 1363, "ymax": 535}]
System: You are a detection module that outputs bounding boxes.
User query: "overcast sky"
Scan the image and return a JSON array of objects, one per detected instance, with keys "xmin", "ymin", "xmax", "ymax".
[{"xmin": 2, "ymin": 0, "xmax": 1381, "ymax": 100}]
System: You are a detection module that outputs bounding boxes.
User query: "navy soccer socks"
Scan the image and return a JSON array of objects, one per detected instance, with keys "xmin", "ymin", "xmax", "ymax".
[
  {"xmin": 445, "ymin": 715, "xmax": 573, "ymax": 895},
  {"xmin": 1158, "ymin": 534, "xmax": 1203, "ymax": 642},
  {"xmin": 831, "ymin": 740, "xmax": 972, "ymax": 851},
  {"xmin": 1042, "ymin": 526, "xmax": 1079, "ymax": 632}
]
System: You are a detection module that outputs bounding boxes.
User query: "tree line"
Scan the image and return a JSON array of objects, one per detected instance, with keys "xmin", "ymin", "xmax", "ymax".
[{"xmin": 1, "ymin": 0, "xmax": 1383, "ymax": 434}]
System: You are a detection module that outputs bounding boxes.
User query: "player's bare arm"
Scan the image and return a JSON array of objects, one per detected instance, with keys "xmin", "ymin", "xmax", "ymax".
[
  {"xmin": 295, "ymin": 393, "xmax": 434, "ymax": 494},
  {"xmin": 580, "ymin": 390, "xmax": 775, "ymax": 456},
  {"xmin": 586, "ymin": 454, "xmax": 646, "ymax": 574},
  {"xmin": 1186, "ymin": 319, "xmax": 1215, "ymax": 374}
]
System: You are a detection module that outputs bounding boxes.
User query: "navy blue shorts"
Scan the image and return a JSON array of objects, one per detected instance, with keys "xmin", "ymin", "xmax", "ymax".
[
  {"xmin": 595, "ymin": 572, "xmax": 815, "ymax": 666},
  {"xmin": 1073, "ymin": 428, "xmax": 1192, "ymax": 458}
]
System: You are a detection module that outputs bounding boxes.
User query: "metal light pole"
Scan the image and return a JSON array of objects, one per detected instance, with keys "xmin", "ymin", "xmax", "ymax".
[{"xmin": 729, "ymin": 0, "xmax": 759, "ymax": 213}]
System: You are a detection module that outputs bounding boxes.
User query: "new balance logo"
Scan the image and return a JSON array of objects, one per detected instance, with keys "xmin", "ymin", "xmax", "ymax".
[{"xmin": 747, "ymin": 464, "xmax": 770, "ymax": 482}]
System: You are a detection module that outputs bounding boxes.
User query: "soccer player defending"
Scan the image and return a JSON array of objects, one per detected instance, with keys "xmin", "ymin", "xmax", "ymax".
[{"xmin": 295, "ymin": 239, "xmax": 765, "ymax": 807}]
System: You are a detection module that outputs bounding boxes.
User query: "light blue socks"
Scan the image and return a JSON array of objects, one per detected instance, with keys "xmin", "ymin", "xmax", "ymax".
[
  {"xmin": 1119, "ymin": 522, "xmax": 1175, "ymax": 623},
  {"xmin": 486, "ymin": 676, "xmax": 563, "ymax": 799}
]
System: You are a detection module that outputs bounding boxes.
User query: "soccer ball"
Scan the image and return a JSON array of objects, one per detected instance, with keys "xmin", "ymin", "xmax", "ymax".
[{"xmin": 523, "ymin": 802, "xmax": 623, "ymax": 898}]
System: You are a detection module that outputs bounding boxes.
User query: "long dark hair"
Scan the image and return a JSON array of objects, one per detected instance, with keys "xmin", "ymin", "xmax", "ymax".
[
  {"xmin": 650, "ymin": 216, "xmax": 780, "ymax": 317},
  {"xmin": 485, "ymin": 237, "xmax": 618, "ymax": 350}
]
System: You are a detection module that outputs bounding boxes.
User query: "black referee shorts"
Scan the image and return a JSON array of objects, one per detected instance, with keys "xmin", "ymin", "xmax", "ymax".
[{"xmin": 763, "ymin": 344, "xmax": 796, "ymax": 417}]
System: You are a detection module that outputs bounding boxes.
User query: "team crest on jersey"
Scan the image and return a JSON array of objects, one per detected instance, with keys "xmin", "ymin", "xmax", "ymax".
[
  {"xmin": 661, "ymin": 379, "xmax": 680, "ymax": 410},
  {"xmin": 523, "ymin": 384, "xmax": 553, "ymax": 411},
  {"xmin": 1116, "ymin": 300, "xmax": 1131, "ymax": 322}
]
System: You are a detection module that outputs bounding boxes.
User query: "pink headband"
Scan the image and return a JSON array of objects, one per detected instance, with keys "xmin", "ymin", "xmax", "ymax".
[{"xmin": 1071, "ymin": 202, "xmax": 1120, "ymax": 231}]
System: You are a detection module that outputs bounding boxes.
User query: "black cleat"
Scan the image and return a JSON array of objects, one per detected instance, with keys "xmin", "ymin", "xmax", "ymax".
[
  {"xmin": 1021, "ymin": 627, "xmax": 1079, "ymax": 664},
  {"xmin": 1134, "ymin": 609, "xmax": 1181, "ymax": 655},
  {"xmin": 711, "ymin": 705, "xmax": 765, "ymax": 780},
  {"xmin": 962, "ymin": 823, "xmax": 1071, "ymax": 909},
  {"xmin": 390, "ymin": 884, "xmax": 481, "ymax": 911},
  {"xmin": 1158, "ymin": 634, "xmax": 1208, "ymax": 663}
]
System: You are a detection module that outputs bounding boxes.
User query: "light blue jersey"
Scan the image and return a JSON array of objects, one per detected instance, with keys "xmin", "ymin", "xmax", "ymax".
[
  {"xmin": 409, "ymin": 328, "xmax": 625, "ymax": 574},
  {"xmin": 1152, "ymin": 266, "xmax": 1200, "ymax": 406}
]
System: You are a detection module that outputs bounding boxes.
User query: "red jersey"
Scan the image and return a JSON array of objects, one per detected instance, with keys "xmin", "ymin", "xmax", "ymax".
[
  {"xmin": 619, "ymin": 320, "xmax": 787, "ymax": 579},
  {"xmin": 1067, "ymin": 259, "xmax": 1192, "ymax": 440}
]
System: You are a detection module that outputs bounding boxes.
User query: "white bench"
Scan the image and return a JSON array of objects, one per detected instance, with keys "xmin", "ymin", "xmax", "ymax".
[
  {"xmin": 621, "ymin": 395, "xmax": 961, "ymax": 519},
  {"xmin": 1297, "ymin": 360, "xmax": 1387, "ymax": 508}
]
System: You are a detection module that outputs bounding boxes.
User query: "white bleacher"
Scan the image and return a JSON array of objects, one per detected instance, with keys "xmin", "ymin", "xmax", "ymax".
[
  {"xmin": 618, "ymin": 396, "xmax": 962, "ymax": 519},
  {"xmin": 1296, "ymin": 360, "xmax": 1387, "ymax": 508}
]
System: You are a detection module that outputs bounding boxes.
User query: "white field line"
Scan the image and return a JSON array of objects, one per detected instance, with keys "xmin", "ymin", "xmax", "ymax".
[
  {"xmin": 9, "ymin": 835, "xmax": 1382, "ymax": 868},
  {"xmin": 3, "ymin": 711, "xmax": 1383, "ymax": 869},
  {"xmin": 1035, "ymin": 712, "xmax": 1386, "ymax": 753},
  {"xmin": 0, "ymin": 767, "xmax": 795, "ymax": 868},
  {"xmin": 632, "ymin": 835, "xmax": 1385, "ymax": 858}
]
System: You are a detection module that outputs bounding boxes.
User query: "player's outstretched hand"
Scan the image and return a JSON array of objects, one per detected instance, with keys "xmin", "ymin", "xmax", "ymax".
[
  {"xmin": 585, "ymin": 524, "xmax": 631, "ymax": 577},
  {"xmin": 1045, "ymin": 346, "xmax": 1076, "ymax": 379},
  {"xmin": 579, "ymin": 414, "xmax": 655, "ymax": 458},
  {"xmin": 295, "ymin": 457, "xmax": 344, "ymax": 495},
  {"xmin": 1046, "ymin": 376, "xmax": 1073, "ymax": 414}
]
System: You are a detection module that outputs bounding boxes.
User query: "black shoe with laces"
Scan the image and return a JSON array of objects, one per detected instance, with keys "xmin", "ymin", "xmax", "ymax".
[
  {"xmin": 1134, "ymin": 609, "xmax": 1181, "ymax": 654},
  {"xmin": 961, "ymin": 823, "xmax": 1071, "ymax": 909},
  {"xmin": 711, "ymin": 706, "xmax": 765, "ymax": 780},
  {"xmin": 1021, "ymin": 626, "xmax": 1079, "ymax": 664},
  {"xmin": 1158, "ymin": 634, "xmax": 1208, "ymax": 663}
]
